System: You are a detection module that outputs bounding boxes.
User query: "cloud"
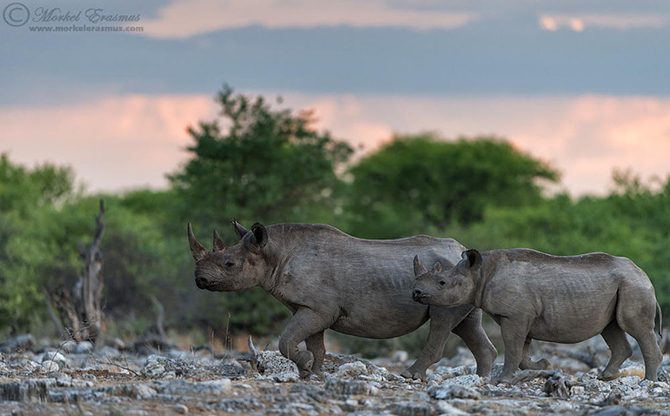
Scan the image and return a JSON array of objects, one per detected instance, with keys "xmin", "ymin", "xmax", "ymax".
[
  {"xmin": 539, "ymin": 14, "xmax": 668, "ymax": 32},
  {"xmin": 139, "ymin": 0, "xmax": 478, "ymax": 39},
  {"xmin": 1, "ymin": 93, "xmax": 669, "ymax": 196},
  {"xmin": 276, "ymin": 93, "xmax": 670, "ymax": 196},
  {"xmin": 0, "ymin": 95, "xmax": 215, "ymax": 192}
]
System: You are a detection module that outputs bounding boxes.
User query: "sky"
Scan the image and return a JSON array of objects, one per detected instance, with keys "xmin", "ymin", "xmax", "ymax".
[{"xmin": 1, "ymin": 0, "xmax": 669, "ymax": 195}]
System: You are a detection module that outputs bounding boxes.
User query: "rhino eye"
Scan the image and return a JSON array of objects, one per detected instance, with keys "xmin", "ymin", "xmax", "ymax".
[
  {"xmin": 225, "ymin": 261, "xmax": 235, "ymax": 268},
  {"xmin": 439, "ymin": 280, "xmax": 446, "ymax": 286}
]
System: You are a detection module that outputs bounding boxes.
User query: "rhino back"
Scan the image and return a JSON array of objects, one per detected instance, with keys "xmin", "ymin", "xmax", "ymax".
[
  {"xmin": 482, "ymin": 249, "xmax": 654, "ymax": 342},
  {"xmin": 267, "ymin": 224, "xmax": 465, "ymax": 338}
]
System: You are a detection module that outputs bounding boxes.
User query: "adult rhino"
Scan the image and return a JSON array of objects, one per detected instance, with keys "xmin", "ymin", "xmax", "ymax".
[{"xmin": 188, "ymin": 221, "xmax": 496, "ymax": 379}]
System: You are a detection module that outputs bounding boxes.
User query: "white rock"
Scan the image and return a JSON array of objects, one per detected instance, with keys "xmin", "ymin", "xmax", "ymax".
[
  {"xmin": 392, "ymin": 350, "xmax": 409, "ymax": 363},
  {"xmin": 435, "ymin": 401, "xmax": 469, "ymax": 416},
  {"xmin": 272, "ymin": 371, "xmax": 299, "ymax": 383},
  {"xmin": 337, "ymin": 361, "xmax": 368, "ymax": 378},
  {"xmin": 439, "ymin": 374, "xmax": 482, "ymax": 387},
  {"xmin": 174, "ymin": 404, "xmax": 188, "ymax": 414},
  {"xmin": 60, "ymin": 340, "xmax": 77, "ymax": 353},
  {"xmin": 40, "ymin": 360, "xmax": 60, "ymax": 372},
  {"xmin": 196, "ymin": 379, "xmax": 232, "ymax": 395},
  {"xmin": 75, "ymin": 341, "xmax": 94, "ymax": 354},
  {"xmin": 41, "ymin": 351, "xmax": 67, "ymax": 364}
]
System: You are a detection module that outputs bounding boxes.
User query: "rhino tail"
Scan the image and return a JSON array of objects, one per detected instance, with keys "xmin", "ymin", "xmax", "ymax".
[{"xmin": 656, "ymin": 302, "xmax": 663, "ymax": 340}]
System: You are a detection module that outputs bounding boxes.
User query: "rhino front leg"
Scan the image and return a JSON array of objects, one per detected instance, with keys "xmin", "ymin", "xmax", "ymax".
[
  {"xmin": 400, "ymin": 305, "xmax": 470, "ymax": 381},
  {"xmin": 278, "ymin": 308, "xmax": 329, "ymax": 378},
  {"xmin": 519, "ymin": 338, "xmax": 551, "ymax": 370},
  {"xmin": 452, "ymin": 308, "xmax": 497, "ymax": 377},
  {"xmin": 305, "ymin": 331, "xmax": 326, "ymax": 376},
  {"xmin": 496, "ymin": 317, "xmax": 529, "ymax": 382}
]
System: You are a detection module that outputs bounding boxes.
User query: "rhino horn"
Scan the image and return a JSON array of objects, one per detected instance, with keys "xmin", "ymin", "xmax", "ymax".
[
  {"xmin": 413, "ymin": 255, "xmax": 428, "ymax": 277},
  {"xmin": 187, "ymin": 223, "xmax": 207, "ymax": 261},
  {"xmin": 213, "ymin": 230, "xmax": 227, "ymax": 251},
  {"xmin": 232, "ymin": 220, "xmax": 249, "ymax": 240},
  {"xmin": 248, "ymin": 335, "xmax": 259, "ymax": 356}
]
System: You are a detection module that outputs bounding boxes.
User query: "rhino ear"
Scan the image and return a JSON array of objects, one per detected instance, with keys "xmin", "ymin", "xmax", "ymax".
[
  {"xmin": 463, "ymin": 249, "xmax": 482, "ymax": 271},
  {"xmin": 432, "ymin": 261, "xmax": 442, "ymax": 273},
  {"xmin": 250, "ymin": 223, "xmax": 268, "ymax": 248},
  {"xmin": 232, "ymin": 220, "xmax": 249, "ymax": 240},
  {"xmin": 213, "ymin": 230, "xmax": 227, "ymax": 252},
  {"xmin": 413, "ymin": 255, "xmax": 428, "ymax": 277}
]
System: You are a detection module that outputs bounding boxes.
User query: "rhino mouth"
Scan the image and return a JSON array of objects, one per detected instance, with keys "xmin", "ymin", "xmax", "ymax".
[
  {"xmin": 195, "ymin": 276, "xmax": 227, "ymax": 291},
  {"xmin": 412, "ymin": 293, "xmax": 430, "ymax": 304}
]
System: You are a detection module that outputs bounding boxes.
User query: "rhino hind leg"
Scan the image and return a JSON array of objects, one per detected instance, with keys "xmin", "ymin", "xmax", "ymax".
[
  {"xmin": 519, "ymin": 338, "xmax": 551, "ymax": 370},
  {"xmin": 278, "ymin": 308, "xmax": 330, "ymax": 378},
  {"xmin": 616, "ymin": 287, "xmax": 663, "ymax": 381},
  {"xmin": 599, "ymin": 320, "xmax": 633, "ymax": 380}
]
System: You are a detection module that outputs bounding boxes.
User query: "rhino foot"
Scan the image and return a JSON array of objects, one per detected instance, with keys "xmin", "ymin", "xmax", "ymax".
[
  {"xmin": 400, "ymin": 366, "xmax": 426, "ymax": 381},
  {"xmin": 295, "ymin": 350, "xmax": 314, "ymax": 379},
  {"xmin": 598, "ymin": 370, "xmax": 621, "ymax": 381},
  {"xmin": 520, "ymin": 358, "xmax": 551, "ymax": 371}
]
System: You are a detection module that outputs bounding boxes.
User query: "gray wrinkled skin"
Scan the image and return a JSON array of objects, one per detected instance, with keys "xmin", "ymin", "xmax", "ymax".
[
  {"xmin": 188, "ymin": 222, "xmax": 497, "ymax": 380},
  {"xmin": 412, "ymin": 248, "xmax": 663, "ymax": 382}
]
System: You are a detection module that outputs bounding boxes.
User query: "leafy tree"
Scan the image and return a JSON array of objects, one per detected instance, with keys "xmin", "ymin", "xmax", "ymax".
[
  {"xmin": 345, "ymin": 134, "xmax": 559, "ymax": 238},
  {"xmin": 169, "ymin": 85, "xmax": 353, "ymax": 229}
]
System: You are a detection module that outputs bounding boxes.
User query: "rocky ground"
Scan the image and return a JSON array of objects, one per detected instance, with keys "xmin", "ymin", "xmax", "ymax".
[{"xmin": 0, "ymin": 335, "xmax": 669, "ymax": 416}]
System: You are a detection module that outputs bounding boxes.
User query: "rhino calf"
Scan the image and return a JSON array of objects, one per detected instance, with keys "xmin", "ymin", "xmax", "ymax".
[
  {"xmin": 413, "ymin": 248, "xmax": 663, "ymax": 382},
  {"xmin": 188, "ymin": 222, "xmax": 497, "ymax": 380}
]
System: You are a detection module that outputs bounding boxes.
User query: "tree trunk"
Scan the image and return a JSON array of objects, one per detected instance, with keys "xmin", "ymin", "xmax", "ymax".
[{"xmin": 53, "ymin": 200, "xmax": 105, "ymax": 344}]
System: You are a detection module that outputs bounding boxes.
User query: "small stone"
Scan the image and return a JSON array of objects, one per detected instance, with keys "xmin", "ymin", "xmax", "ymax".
[
  {"xmin": 394, "ymin": 401, "xmax": 432, "ymax": 416},
  {"xmin": 174, "ymin": 404, "xmax": 188, "ymax": 414},
  {"xmin": 337, "ymin": 361, "xmax": 368, "ymax": 378},
  {"xmin": 75, "ymin": 341, "xmax": 94, "ymax": 354},
  {"xmin": 41, "ymin": 352, "xmax": 67, "ymax": 365},
  {"xmin": 39, "ymin": 361, "xmax": 59, "ymax": 373},
  {"xmin": 392, "ymin": 350, "xmax": 409, "ymax": 363},
  {"xmin": 439, "ymin": 374, "xmax": 482, "ymax": 387},
  {"xmin": 60, "ymin": 341, "xmax": 77, "ymax": 353},
  {"xmin": 428, "ymin": 384, "xmax": 481, "ymax": 400},
  {"xmin": 325, "ymin": 378, "xmax": 378, "ymax": 396},
  {"xmin": 434, "ymin": 401, "xmax": 469, "ymax": 416},
  {"xmin": 272, "ymin": 371, "xmax": 299, "ymax": 383}
]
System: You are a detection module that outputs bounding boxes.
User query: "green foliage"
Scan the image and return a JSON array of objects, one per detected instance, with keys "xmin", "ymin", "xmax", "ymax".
[
  {"xmin": 2, "ymin": 87, "xmax": 670, "ymax": 351},
  {"xmin": 169, "ymin": 85, "xmax": 353, "ymax": 230},
  {"xmin": 345, "ymin": 134, "xmax": 559, "ymax": 238}
]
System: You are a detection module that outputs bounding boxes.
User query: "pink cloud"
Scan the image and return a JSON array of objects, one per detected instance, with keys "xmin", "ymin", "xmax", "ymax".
[
  {"xmin": 0, "ymin": 94, "xmax": 215, "ymax": 192},
  {"xmin": 140, "ymin": 0, "xmax": 477, "ymax": 39},
  {"xmin": 1, "ymin": 93, "xmax": 669, "ymax": 196}
]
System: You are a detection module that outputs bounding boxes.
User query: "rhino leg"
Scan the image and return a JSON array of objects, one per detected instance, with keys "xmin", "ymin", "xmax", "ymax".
[
  {"xmin": 519, "ymin": 338, "xmax": 551, "ymax": 370},
  {"xmin": 599, "ymin": 320, "xmax": 632, "ymax": 380},
  {"xmin": 400, "ymin": 305, "xmax": 470, "ymax": 381},
  {"xmin": 496, "ymin": 317, "xmax": 529, "ymax": 382},
  {"xmin": 304, "ymin": 331, "xmax": 326, "ymax": 375},
  {"xmin": 616, "ymin": 287, "xmax": 663, "ymax": 381},
  {"xmin": 278, "ymin": 308, "xmax": 329, "ymax": 378},
  {"xmin": 451, "ymin": 308, "xmax": 497, "ymax": 377}
]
